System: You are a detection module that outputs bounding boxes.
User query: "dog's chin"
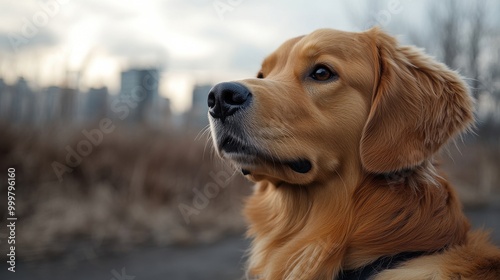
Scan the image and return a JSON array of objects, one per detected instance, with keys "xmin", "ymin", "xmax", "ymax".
[{"xmin": 217, "ymin": 136, "xmax": 315, "ymax": 185}]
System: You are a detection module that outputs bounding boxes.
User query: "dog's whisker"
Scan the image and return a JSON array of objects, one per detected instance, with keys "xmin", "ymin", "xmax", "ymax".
[{"xmin": 194, "ymin": 124, "xmax": 211, "ymax": 141}]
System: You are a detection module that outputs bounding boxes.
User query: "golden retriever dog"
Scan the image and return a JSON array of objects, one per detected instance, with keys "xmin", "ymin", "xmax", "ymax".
[{"xmin": 207, "ymin": 28, "xmax": 500, "ymax": 279}]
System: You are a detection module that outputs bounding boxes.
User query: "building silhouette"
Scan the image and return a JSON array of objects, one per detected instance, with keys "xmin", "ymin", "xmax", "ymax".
[
  {"xmin": 7, "ymin": 77, "xmax": 37, "ymax": 124},
  {"xmin": 0, "ymin": 78, "xmax": 8, "ymax": 120},
  {"xmin": 119, "ymin": 68, "xmax": 159, "ymax": 123},
  {"xmin": 188, "ymin": 84, "xmax": 213, "ymax": 128},
  {"xmin": 40, "ymin": 86, "xmax": 62, "ymax": 123},
  {"xmin": 60, "ymin": 87, "xmax": 76, "ymax": 122},
  {"xmin": 148, "ymin": 96, "xmax": 172, "ymax": 128},
  {"xmin": 85, "ymin": 87, "xmax": 109, "ymax": 120}
]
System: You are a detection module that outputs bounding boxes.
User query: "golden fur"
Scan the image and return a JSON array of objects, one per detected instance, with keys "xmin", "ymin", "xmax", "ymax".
[{"xmin": 209, "ymin": 28, "xmax": 500, "ymax": 279}]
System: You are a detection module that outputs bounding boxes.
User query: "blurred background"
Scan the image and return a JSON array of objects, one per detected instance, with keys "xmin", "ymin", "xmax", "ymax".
[{"xmin": 0, "ymin": 0, "xmax": 499, "ymax": 279}]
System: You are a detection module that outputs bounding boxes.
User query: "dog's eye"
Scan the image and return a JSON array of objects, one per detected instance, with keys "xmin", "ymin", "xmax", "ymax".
[
  {"xmin": 257, "ymin": 72, "xmax": 264, "ymax": 79},
  {"xmin": 310, "ymin": 65, "xmax": 337, "ymax": 81}
]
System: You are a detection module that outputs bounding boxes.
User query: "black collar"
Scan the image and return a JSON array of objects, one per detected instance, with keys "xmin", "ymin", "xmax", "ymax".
[{"xmin": 337, "ymin": 251, "xmax": 426, "ymax": 280}]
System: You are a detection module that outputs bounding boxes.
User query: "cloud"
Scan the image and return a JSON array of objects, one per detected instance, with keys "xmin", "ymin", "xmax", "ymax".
[
  {"xmin": 228, "ymin": 43, "xmax": 267, "ymax": 73},
  {"xmin": 0, "ymin": 29, "xmax": 58, "ymax": 53},
  {"xmin": 99, "ymin": 30, "xmax": 169, "ymax": 69}
]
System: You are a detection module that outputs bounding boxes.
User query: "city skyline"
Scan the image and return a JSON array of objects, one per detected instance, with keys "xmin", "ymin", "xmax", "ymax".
[
  {"xmin": 0, "ymin": 67, "xmax": 218, "ymax": 129},
  {"xmin": 0, "ymin": 67, "xmax": 174, "ymax": 126},
  {"xmin": 0, "ymin": 0, "xmax": 438, "ymax": 113}
]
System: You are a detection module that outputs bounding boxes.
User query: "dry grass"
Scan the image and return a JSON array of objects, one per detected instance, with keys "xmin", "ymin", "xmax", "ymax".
[
  {"xmin": 0, "ymin": 122, "xmax": 251, "ymax": 260},
  {"xmin": 442, "ymin": 138, "xmax": 500, "ymax": 207},
  {"xmin": 0, "ymin": 120, "xmax": 498, "ymax": 261}
]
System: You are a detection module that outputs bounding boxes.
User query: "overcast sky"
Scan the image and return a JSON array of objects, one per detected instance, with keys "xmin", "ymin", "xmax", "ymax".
[{"xmin": 0, "ymin": 0, "xmax": 468, "ymax": 112}]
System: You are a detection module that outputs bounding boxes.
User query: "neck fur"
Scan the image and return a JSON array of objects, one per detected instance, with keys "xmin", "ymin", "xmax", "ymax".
[{"xmin": 244, "ymin": 159, "xmax": 469, "ymax": 279}]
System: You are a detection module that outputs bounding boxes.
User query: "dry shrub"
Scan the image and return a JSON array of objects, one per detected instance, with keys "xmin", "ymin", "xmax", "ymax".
[
  {"xmin": 0, "ymin": 122, "xmax": 251, "ymax": 260},
  {"xmin": 1, "ymin": 119, "xmax": 497, "ymax": 260},
  {"xmin": 441, "ymin": 121, "xmax": 500, "ymax": 206}
]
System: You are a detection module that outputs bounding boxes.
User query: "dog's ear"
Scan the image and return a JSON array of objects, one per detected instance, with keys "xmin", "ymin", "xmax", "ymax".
[{"xmin": 360, "ymin": 28, "xmax": 474, "ymax": 173}]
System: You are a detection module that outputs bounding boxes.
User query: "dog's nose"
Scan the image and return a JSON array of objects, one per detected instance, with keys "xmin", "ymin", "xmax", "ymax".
[{"xmin": 207, "ymin": 82, "xmax": 252, "ymax": 121}]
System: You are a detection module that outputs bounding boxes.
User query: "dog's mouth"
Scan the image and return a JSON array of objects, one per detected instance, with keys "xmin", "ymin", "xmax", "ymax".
[
  {"xmin": 220, "ymin": 136, "xmax": 250, "ymax": 154},
  {"xmin": 286, "ymin": 159, "xmax": 312, "ymax": 173},
  {"xmin": 219, "ymin": 136, "xmax": 312, "ymax": 175}
]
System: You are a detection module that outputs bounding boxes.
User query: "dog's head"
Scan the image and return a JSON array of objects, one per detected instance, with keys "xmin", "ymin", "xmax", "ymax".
[{"xmin": 208, "ymin": 28, "xmax": 473, "ymax": 186}]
